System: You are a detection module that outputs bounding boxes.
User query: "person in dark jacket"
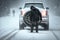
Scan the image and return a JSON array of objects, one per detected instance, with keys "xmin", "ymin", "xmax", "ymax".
[{"xmin": 30, "ymin": 6, "xmax": 42, "ymax": 33}]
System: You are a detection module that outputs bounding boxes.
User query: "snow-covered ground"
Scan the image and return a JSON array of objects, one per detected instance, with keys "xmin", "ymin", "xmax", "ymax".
[
  {"xmin": 49, "ymin": 13, "xmax": 60, "ymax": 30},
  {"xmin": 9, "ymin": 30, "xmax": 57, "ymax": 40},
  {"xmin": 1, "ymin": 30, "xmax": 59, "ymax": 40},
  {"xmin": 0, "ymin": 15, "xmax": 19, "ymax": 39}
]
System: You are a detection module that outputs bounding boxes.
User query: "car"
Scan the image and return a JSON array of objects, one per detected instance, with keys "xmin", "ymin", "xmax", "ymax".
[{"xmin": 19, "ymin": 2, "xmax": 49, "ymax": 30}]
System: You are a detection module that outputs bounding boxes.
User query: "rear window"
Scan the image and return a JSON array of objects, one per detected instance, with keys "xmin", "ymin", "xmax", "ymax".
[{"xmin": 24, "ymin": 3, "xmax": 44, "ymax": 8}]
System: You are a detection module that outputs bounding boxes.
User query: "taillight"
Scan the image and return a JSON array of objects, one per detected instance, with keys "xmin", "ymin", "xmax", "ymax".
[
  {"xmin": 41, "ymin": 10, "xmax": 47, "ymax": 16},
  {"xmin": 21, "ymin": 10, "xmax": 26, "ymax": 16}
]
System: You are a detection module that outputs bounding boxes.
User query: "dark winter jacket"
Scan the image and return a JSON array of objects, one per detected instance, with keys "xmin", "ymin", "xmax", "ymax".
[{"xmin": 30, "ymin": 6, "xmax": 42, "ymax": 22}]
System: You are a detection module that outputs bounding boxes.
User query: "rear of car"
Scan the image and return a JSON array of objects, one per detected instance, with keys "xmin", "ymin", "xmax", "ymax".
[{"xmin": 19, "ymin": 3, "xmax": 49, "ymax": 30}]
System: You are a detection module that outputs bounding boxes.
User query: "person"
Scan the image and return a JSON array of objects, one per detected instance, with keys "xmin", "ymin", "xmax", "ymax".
[
  {"xmin": 12, "ymin": 10, "xmax": 15, "ymax": 16},
  {"xmin": 30, "ymin": 6, "xmax": 42, "ymax": 33}
]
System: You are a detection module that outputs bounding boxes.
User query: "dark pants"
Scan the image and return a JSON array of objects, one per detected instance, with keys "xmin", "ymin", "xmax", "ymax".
[{"xmin": 31, "ymin": 22, "xmax": 38, "ymax": 32}]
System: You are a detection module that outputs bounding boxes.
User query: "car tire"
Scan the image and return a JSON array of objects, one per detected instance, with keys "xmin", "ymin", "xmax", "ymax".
[
  {"xmin": 19, "ymin": 22, "xmax": 26, "ymax": 30},
  {"xmin": 23, "ymin": 11, "xmax": 32, "ymax": 26},
  {"xmin": 23, "ymin": 11, "xmax": 41, "ymax": 27},
  {"xmin": 44, "ymin": 24, "xmax": 49, "ymax": 30},
  {"xmin": 40, "ymin": 23, "xmax": 49, "ymax": 30}
]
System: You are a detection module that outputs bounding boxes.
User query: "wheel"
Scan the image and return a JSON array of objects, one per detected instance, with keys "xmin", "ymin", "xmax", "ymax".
[
  {"xmin": 23, "ymin": 11, "xmax": 41, "ymax": 26},
  {"xmin": 19, "ymin": 22, "xmax": 26, "ymax": 30},
  {"xmin": 44, "ymin": 23, "xmax": 49, "ymax": 30},
  {"xmin": 23, "ymin": 11, "xmax": 32, "ymax": 26},
  {"xmin": 40, "ymin": 23, "xmax": 49, "ymax": 30}
]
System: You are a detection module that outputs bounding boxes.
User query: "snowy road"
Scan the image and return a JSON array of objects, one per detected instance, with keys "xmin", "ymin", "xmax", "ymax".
[{"xmin": 0, "ymin": 30, "xmax": 60, "ymax": 40}]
